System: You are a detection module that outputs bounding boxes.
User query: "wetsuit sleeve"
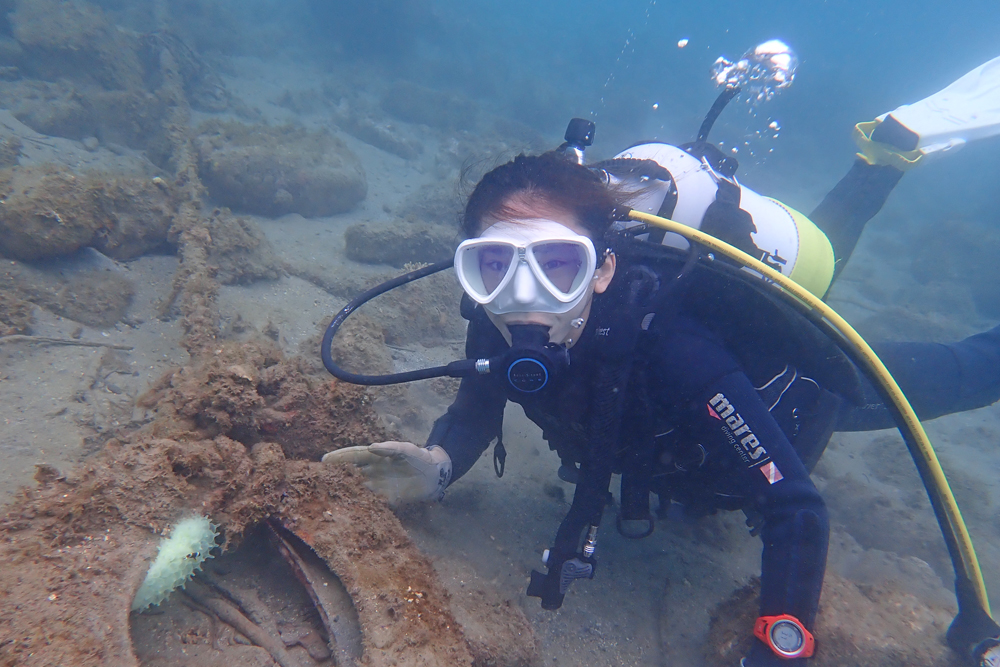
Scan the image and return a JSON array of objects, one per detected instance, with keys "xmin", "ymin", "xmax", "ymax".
[
  {"xmin": 425, "ymin": 311, "xmax": 508, "ymax": 483},
  {"xmin": 649, "ymin": 322, "xmax": 828, "ymax": 666},
  {"xmin": 426, "ymin": 374, "xmax": 506, "ymax": 482},
  {"xmin": 690, "ymin": 372, "xmax": 829, "ymax": 667},
  {"xmin": 835, "ymin": 323, "xmax": 1000, "ymax": 431}
]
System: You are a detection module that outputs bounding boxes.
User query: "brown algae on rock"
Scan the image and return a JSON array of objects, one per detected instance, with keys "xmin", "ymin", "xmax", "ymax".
[{"xmin": 195, "ymin": 120, "xmax": 367, "ymax": 217}]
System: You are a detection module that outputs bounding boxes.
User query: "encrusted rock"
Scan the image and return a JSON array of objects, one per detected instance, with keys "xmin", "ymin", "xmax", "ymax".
[
  {"xmin": 196, "ymin": 121, "xmax": 367, "ymax": 217},
  {"xmin": 344, "ymin": 221, "xmax": 456, "ymax": 268},
  {"xmin": 10, "ymin": 0, "xmax": 145, "ymax": 91},
  {"xmin": 1, "ymin": 251, "xmax": 134, "ymax": 327},
  {"xmin": 0, "ymin": 289, "xmax": 33, "ymax": 335},
  {"xmin": 0, "ymin": 164, "xmax": 176, "ymax": 261},
  {"xmin": 381, "ymin": 80, "xmax": 479, "ymax": 130},
  {"xmin": 202, "ymin": 208, "xmax": 282, "ymax": 285}
]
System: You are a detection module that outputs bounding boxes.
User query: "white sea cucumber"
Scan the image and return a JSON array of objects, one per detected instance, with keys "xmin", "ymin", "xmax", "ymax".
[{"xmin": 131, "ymin": 515, "xmax": 219, "ymax": 611}]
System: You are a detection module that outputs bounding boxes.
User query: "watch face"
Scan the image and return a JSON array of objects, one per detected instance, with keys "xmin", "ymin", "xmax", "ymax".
[{"xmin": 770, "ymin": 620, "xmax": 804, "ymax": 655}]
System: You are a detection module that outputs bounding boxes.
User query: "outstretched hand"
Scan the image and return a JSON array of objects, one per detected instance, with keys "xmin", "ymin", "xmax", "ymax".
[{"xmin": 322, "ymin": 441, "xmax": 452, "ymax": 503}]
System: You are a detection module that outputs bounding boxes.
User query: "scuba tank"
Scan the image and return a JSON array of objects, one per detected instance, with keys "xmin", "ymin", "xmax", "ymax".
[
  {"xmin": 601, "ymin": 142, "xmax": 836, "ymax": 298},
  {"xmin": 581, "ymin": 81, "xmax": 836, "ymax": 300}
]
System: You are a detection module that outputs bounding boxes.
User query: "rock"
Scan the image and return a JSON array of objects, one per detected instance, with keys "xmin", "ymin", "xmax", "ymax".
[
  {"xmin": 0, "ymin": 36, "xmax": 24, "ymax": 67},
  {"xmin": 82, "ymin": 136, "xmax": 99, "ymax": 151},
  {"xmin": 85, "ymin": 89, "xmax": 171, "ymax": 163},
  {"xmin": 395, "ymin": 182, "xmax": 464, "ymax": 225},
  {"xmin": 0, "ymin": 81, "xmax": 171, "ymax": 161},
  {"xmin": 1, "ymin": 250, "xmax": 134, "ymax": 327},
  {"xmin": 196, "ymin": 121, "xmax": 367, "ymax": 217},
  {"xmin": 342, "ymin": 113, "xmax": 423, "ymax": 160},
  {"xmin": 140, "ymin": 341, "xmax": 391, "ymax": 459},
  {"xmin": 0, "ymin": 79, "xmax": 98, "ymax": 140},
  {"xmin": 203, "ymin": 208, "xmax": 282, "ymax": 285},
  {"xmin": 11, "ymin": 0, "xmax": 145, "ymax": 91},
  {"xmin": 0, "ymin": 136, "xmax": 20, "ymax": 168},
  {"xmin": 704, "ymin": 574, "xmax": 961, "ymax": 667},
  {"xmin": 138, "ymin": 32, "xmax": 230, "ymax": 113},
  {"xmin": 330, "ymin": 97, "xmax": 423, "ymax": 160},
  {"xmin": 374, "ymin": 268, "xmax": 466, "ymax": 346},
  {"xmin": 381, "ymin": 80, "xmax": 479, "ymax": 130},
  {"xmin": 0, "ymin": 164, "xmax": 176, "ymax": 261},
  {"xmin": 325, "ymin": 311, "xmax": 394, "ymax": 377},
  {"xmin": 344, "ymin": 221, "xmax": 456, "ymax": 268},
  {"xmin": 0, "ymin": 289, "xmax": 33, "ymax": 335}
]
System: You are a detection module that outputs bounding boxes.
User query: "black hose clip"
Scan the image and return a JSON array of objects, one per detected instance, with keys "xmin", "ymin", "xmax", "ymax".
[{"xmin": 493, "ymin": 436, "xmax": 507, "ymax": 478}]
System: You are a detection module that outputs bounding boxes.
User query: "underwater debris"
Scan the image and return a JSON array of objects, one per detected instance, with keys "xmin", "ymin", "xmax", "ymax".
[
  {"xmin": 0, "ymin": 434, "xmax": 481, "ymax": 667},
  {"xmin": 266, "ymin": 520, "xmax": 364, "ymax": 666},
  {"xmin": 195, "ymin": 120, "xmax": 367, "ymax": 217}
]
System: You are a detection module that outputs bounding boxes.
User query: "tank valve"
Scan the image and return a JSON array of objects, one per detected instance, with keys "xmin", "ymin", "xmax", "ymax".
[{"xmin": 556, "ymin": 118, "xmax": 596, "ymax": 164}]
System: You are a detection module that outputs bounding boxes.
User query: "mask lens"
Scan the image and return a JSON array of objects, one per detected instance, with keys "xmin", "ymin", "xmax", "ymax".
[
  {"xmin": 532, "ymin": 242, "xmax": 587, "ymax": 294},
  {"xmin": 477, "ymin": 244, "xmax": 516, "ymax": 295}
]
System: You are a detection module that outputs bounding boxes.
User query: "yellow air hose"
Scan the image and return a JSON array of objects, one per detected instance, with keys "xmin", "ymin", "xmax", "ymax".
[{"xmin": 628, "ymin": 209, "xmax": 991, "ymax": 614}]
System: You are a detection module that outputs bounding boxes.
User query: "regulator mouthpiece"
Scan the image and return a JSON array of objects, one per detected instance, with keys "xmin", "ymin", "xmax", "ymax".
[
  {"xmin": 505, "ymin": 324, "xmax": 570, "ymax": 394},
  {"xmin": 710, "ymin": 39, "xmax": 798, "ymax": 104}
]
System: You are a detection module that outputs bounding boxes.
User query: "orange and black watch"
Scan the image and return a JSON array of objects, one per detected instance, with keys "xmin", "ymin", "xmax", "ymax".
[{"xmin": 754, "ymin": 614, "xmax": 816, "ymax": 659}]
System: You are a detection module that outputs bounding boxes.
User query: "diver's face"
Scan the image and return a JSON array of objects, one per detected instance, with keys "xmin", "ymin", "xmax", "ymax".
[{"xmin": 474, "ymin": 195, "xmax": 616, "ymax": 347}]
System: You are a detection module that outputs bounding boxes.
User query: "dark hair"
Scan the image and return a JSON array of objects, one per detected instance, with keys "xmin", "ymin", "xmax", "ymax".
[{"xmin": 461, "ymin": 152, "xmax": 626, "ymax": 240}]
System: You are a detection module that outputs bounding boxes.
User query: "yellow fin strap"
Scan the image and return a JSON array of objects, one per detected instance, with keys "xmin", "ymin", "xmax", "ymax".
[{"xmin": 853, "ymin": 120, "xmax": 924, "ymax": 171}]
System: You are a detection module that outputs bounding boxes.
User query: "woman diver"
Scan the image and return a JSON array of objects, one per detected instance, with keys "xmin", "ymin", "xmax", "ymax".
[{"xmin": 323, "ymin": 55, "xmax": 1000, "ymax": 667}]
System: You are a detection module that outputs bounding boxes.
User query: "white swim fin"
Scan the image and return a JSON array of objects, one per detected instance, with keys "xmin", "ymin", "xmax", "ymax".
[{"xmin": 855, "ymin": 55, "xmax": 1000, "ymax": 169}]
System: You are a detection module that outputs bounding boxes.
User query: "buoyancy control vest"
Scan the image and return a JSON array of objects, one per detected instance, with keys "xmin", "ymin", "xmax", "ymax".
[{"xmin": 517, "ymin": 237, "xmax": 863, "ymax": 609}]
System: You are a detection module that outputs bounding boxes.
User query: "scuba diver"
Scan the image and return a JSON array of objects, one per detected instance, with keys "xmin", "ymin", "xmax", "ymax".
[{"xmin": 322, "ymin": 51, "xmax": 1000, "ymax": 666}]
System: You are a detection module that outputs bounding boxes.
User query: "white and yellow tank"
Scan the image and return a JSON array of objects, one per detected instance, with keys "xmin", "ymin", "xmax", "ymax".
[{"xmin": 611, "ymin": 142, "xmax": 835, "ymax": 298}]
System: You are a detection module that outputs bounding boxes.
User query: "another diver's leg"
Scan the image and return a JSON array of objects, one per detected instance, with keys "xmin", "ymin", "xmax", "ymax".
[
  {"xmin": 813, "ymin": 55, "xmax": 1000, "ymax": 279},
  {"xmin": 808, "ymin": 160, "xmax": 904, "ymax": 277},
  {"xmin": 835, "ymin": 323, "xmax": 1000, "ymax": 431}
]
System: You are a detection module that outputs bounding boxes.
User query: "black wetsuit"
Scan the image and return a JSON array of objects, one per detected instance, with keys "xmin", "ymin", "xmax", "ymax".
[
  {"xmin": 425, "ymin": 158, "xmax": 1000, "ymax": 666},
  {"xmin": 428, "ymin": 298, "xmax": 1000, "ymax": 666}
]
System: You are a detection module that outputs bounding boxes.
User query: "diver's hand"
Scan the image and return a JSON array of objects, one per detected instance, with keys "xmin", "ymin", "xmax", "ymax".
[{"xmin": 322, "ymin": 442, "xmax": 452, "ymax": 503}]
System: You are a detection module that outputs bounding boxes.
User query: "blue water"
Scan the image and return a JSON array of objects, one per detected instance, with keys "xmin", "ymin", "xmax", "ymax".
[{"xmin": 234, "ymin": 0, "xmax": 1000, "ymax": 217}]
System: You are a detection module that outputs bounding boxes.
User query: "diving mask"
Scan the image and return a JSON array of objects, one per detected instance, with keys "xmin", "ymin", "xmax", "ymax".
[{"xmin": 454, "ymin": 219, "xmax": 599, "ymax": 316}]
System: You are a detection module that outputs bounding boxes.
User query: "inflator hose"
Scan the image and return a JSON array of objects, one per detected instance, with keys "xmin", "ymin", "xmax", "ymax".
[
  {"xmin": 320, "ymin": 259, "xmax": 477, "ymax": 385},
  {"xmin": 627, "ymin": 209, "xmax": 992, "ymax": 620},
  {"xmin": 698, "ymin": 86, "xmax": 742, "ymax": 142}
]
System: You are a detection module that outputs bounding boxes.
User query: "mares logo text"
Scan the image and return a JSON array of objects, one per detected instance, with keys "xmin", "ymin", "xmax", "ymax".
[{"xmin": 708, "ymin": 393, "xmax": 770, "ymax": 467}]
